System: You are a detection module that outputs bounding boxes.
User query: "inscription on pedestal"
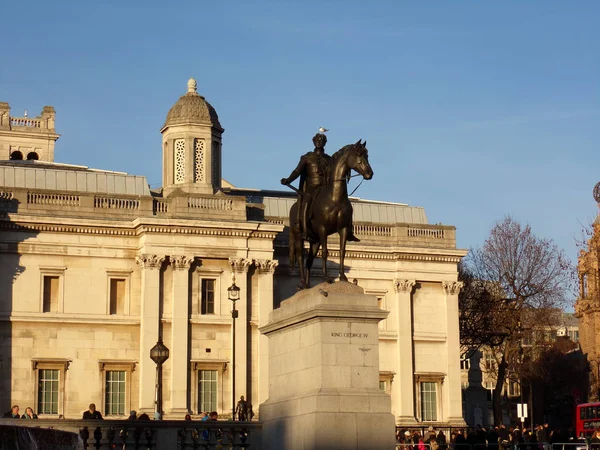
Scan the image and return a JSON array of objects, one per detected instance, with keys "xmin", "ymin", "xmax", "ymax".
[{"xmin": 330, "ymin": 332, "xmax": 369, "ymax": 338}]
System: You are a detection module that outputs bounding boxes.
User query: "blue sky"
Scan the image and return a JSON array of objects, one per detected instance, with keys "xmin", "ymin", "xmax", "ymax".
[{"xmin": 1, "ymin": 1, "xmax": 599, "ymax": 261}]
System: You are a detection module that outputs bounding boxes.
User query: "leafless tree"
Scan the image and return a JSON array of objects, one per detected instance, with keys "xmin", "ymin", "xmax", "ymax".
[{"xmin": 460, "ymin": 216, "xmax": 573, "ymax": 425}]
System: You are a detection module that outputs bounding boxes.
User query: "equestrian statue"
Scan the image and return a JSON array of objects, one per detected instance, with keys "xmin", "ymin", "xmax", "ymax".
[{"xmin": 281, "ymin": 132, "xmax": 373, "ymax": 289}]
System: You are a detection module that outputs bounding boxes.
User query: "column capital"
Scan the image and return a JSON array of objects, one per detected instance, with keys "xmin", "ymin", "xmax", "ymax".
[
  {"xmin": 170, "ymin": 255, "xmax": 194, "ymax": 270},
  {"xmin": 256, "ymin": 259, "xmax": 279, "ymax": 274},
  {"xmin": 229, "ymin": 257, "xmax": 253, "ymax": 273},
  {"xmin": 394, "ymin": 279, "xmax": 416, "ymax": 293},
  {"xmin": 136, "ymin": 254, "xmax": 165, "ymax": 269},
  {"xmin": 442, "ymin": 281, "xmax": 463, "ymax": 296}
]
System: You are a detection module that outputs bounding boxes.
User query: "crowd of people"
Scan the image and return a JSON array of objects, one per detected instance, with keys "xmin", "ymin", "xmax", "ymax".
[
  {"xmin": 396, "ymin": 424, "xmax": 587, "ymax": 449},
  {"xmin": 1, "ymin": 405, "xmax": 38, "ymax": 419}
]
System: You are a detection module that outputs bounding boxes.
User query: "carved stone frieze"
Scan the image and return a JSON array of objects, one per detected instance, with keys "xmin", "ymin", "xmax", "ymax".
[
  {"xmin": 442, "ymin": 281, "xmax": 463, "ymax": 296},
  {"xmin": 135, "ymin": 254, "xmax": 165, "ymax": 269},
  {"xmin": 394, "ymin": 279, "xmax": 416, "ymax": 293},
  {"xmin": 256, "ymin": 259, "xmax": 279, "ymax": 274},
  {"xmin": 229, "ymin": 257, "xmax": 253, "ymax": 273},
  {"xmin": 170, "ymin": 255, "xmax": 194, "ymax": 270}
]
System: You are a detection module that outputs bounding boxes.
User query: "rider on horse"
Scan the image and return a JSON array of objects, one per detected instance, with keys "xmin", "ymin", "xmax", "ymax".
[{"xmin": 281, "ymin": 133, "xmax": 360, "ymax": 242}]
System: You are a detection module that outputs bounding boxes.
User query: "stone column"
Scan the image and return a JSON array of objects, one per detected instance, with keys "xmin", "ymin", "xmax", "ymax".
[
  {"xmin": 394, "ymin": 279, "xmax": 417, "ymax": 425},
  {"xmin": 229, "ymin": 258, "xmax": 253, "ymax": 406},
  {"xmin": 169, "ymin": 255, "xmax": 194, "ymax": 415},
  {"xmin": 442, "ymin": 281, "xmax": 465, "ymax": 425},
  {"xmin": 136, "ymin": 254, "xmax": 165, "ymax": 413},
  {"xmin": 256, "ymin": 259, "xmax": 279, "ymax": 408}
]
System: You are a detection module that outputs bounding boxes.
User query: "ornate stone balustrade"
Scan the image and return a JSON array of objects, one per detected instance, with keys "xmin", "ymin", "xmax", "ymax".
[
  {"xmin": 354, "ymin": 224, "xmax": 392, "ymax": 237},
  {"xmin": 154, "ymin": 198, "xmax": 169, "ymax": 214},
  {"xmin": 28, "ymin": 192, "xmax": 80, "ymax": 207},
  {"xmin": 94, "ymin": 196, "xmax": 140, "ymax": 210},
  {"xmin": 188, "ymin": 196, "xmax": 234, "ymax": 211},
  {"xmin": 0, "ymin": 419, "xmax": 261, "ymax": 449},
  {"xmin": 11, "ymin": 117, "xmax": 42, "ymax": 128},
  {"xmin": 0, "ymin": 191, "xmax": 13, "ymax": 200},
  {"xmin": 407, "ymin": 226, "xmax": 445, "ymax": 239}
]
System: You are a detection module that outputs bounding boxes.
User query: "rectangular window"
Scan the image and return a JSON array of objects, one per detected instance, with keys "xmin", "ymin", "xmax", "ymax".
[
  {"xmin": 508, "ymin": 379, "xmax": 520, "ymax": 396},
  {"xmin": 379, "ymin": 381, "xmax": 386, "ymax": 391},
  {"xmin": 38, "ymin": 369, "xmax": 59, "ymax": 414},
  {"xmin": 569, "ymin": 330, "xmax": 580, "ymax": 342},
  {"xmin": 460, "ymin": 354, "xmax": 470, "ymax": 370},
  {"xmin": 201, "ymin": 279, "xmax": 216, "ymax": 315},
  {"xmin": 109, "ymin": 279, "xmax": 126, "ymax": 315},
  {"xmin": 420, "ymin": 382, "xmax": 437, "ymax": 421},
  {"xmin": 486, "ymin": 381, "xmax": 494, "ymax": 401},
  {"xmin": 43, "ymin": 276, "xmax": 59, "ymax": 312},
  {"xmin": 484, "ymin": 352, "xmax": 495, "ymax": 370},
  {"xmin": 198, "ymin": 370, "xmax": 217, "ymax": 413},
  {"xmin": 105, "ymin": 370, "xmax": 126, "ymax": 415}
]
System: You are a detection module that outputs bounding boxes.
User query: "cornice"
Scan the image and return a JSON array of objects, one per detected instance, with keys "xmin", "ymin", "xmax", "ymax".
[{"xmin": 0, "ymin": 217, "xmax": 281, "ymax": 240}]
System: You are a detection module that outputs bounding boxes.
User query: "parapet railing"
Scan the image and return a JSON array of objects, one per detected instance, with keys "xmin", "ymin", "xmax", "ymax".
[
  {"xmin": 0, "ymin": 418, "xmax": 261, "ymax": 449},
  {"xmin": 28, "ymin": 192, "xmax": 80, "ymax": 207},
  {"xmin": 187, "ymin": 196, "xmax": 234, "ymax": 211},
  {"xmin": 11, "ymin": 117, "xmax": 42, "ymax": 128}
]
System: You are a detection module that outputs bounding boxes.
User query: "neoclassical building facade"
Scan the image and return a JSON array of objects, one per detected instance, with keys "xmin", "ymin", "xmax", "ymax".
[
  {"xmin": 0, "ymin": 79, "xmax": 467, "ymax": 427},
  {"xmin": 576, "ymin": 203, "xmax": 600, "ymax": 401}
]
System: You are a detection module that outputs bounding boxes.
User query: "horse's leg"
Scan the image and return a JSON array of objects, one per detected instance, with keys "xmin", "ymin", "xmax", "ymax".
[
  {"xmin": 305, "ymin": 241, "xmax": 320, "ymax": 288},
  {"xmin": 295, "ymin": 235, "xmax": 307, "ymax": 290},
  {"xmin": 319, "ymin": 229, "xmax": 332, "ymax": 282},
  {"xmin": 338, "ymin": 227, "xmax": 348, "ymax": 282}
]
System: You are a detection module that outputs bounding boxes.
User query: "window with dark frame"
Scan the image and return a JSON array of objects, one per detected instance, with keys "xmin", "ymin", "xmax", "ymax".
[
  {"xmin": 38, "ymin": 369, "xmax": 59, "ymax": 414},
  {"xmin": 201, "ymin": 279, "xmax": 216, "ymax": 315}
]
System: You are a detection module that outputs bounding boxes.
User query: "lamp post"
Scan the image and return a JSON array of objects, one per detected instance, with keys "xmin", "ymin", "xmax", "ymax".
[
  {"xmin": 516, "ymin": 320, "xmax": 525, "ymax": 427},
  {"xmin": 228, "ymin": 277, "xmax": 240, "ymax": 421},
  {"xmin": 150, "ymin": 339, "xmax": 169, "ymax": 420}
]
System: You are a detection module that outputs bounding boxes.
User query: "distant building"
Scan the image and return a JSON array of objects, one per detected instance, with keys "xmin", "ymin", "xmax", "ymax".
[
  {"xmin": 0, "ymin": 79, "xmax": 467, "ymax": 427},
  {"xmin": 576, "ymin": 207, "xmax": 600, "ymax": 401}
]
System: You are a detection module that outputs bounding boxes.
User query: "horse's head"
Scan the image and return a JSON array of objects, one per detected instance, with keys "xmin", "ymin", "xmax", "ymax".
[{"xmin": 349, "ymin": 139, "xmax": 374, "ymax": 180}]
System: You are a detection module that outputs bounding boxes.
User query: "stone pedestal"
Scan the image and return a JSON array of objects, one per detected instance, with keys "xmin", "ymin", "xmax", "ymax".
[{"xmin": 259, "ymin": 281, "xmax": 395, "ymax": 450}]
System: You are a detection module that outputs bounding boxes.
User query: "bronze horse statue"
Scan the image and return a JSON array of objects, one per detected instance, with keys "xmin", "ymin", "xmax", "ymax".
[{"xmin": 288, "ymin": 140, "xmax": 373, "ymax": 288}]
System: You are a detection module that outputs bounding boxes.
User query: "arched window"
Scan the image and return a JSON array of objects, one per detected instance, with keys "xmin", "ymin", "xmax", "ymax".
[
  {"xmin": 27, "ymin": 152, "xmax": 39, "ymax": 161},
  {"xmin": 10, "ymin": 151, "xmax": 23, "ymax": 160}
]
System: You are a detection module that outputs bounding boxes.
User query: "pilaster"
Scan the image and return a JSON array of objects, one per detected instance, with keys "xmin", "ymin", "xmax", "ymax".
[
  {"xmin": 442, "ymin": 280, "xmax": 465, "ymax": 425},
  {"xmin": 229, "ymin": 257, "xmax": 253, "ymax": 406},
  {"xmin": 393, "ymin": 279, "xmax": 417, "ymax": 425},
  {"xmin": 169, "ymin": 255, "xmax": 194, "ymax": 415},
  {"xmin": 135, "ymin": 254, "xmax": 165, "ymax": 413},
  {"xmin": 256, "ymin": 259, "xmax": 279, "ymax": 410}
]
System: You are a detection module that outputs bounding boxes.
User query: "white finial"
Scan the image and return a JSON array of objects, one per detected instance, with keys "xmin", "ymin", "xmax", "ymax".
[
  {"xmin": 24, "ymin": 109, "xmax": 28, "ymax": 118},
  {"xmin": 187, "ymin": 78, "xmax": 197, "ymax": 93}
]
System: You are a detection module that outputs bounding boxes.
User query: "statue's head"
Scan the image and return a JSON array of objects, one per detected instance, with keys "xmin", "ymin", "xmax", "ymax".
[{"xmin": 312, "ymin": 133, "xmax": 327, "ymax": 149}]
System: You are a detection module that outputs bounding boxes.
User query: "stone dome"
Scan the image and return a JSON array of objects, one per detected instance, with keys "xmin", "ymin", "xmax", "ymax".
[{"xmin": 163, "ymin": 78, "xmax": 222, "ymax": 130}]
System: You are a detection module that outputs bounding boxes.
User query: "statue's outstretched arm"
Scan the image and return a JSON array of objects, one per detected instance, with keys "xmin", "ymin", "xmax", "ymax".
[{"xmin": 281, "ymin": 157, "xmax": 306, "ymax": 185}]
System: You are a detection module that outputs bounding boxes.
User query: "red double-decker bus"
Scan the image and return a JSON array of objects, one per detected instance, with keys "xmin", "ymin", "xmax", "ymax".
[{"xmin": 576, "ymin": 402, "xmax": 600, "ymax": 438}]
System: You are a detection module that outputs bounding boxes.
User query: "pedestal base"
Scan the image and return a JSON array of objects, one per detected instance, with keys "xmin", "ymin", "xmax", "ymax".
[{"xmin": 259, "ymin": 281, "xmax": 395, "ymax": 450}]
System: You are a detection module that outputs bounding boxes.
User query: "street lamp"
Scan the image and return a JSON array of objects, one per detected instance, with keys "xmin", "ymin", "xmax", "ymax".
[
  {"xmin": 228, "ymin": 277, "xmax": 240, "ymax": 421},
  {"xmin": 150, "ymin": 339, "xmax": 170, "ymax": 420}
]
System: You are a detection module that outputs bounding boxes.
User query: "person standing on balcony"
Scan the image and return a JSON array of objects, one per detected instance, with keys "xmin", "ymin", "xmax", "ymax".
[
  {"xmin": 82, "ymin": 403, "xmax": 103, "ymax": 420},
  {"xmin": 2, "ymin": 405, "xmax": 20, "ymax": 418},
  {"xmin": 21, "ymin": 407, "xmax": 37, "ymax": 419}
]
